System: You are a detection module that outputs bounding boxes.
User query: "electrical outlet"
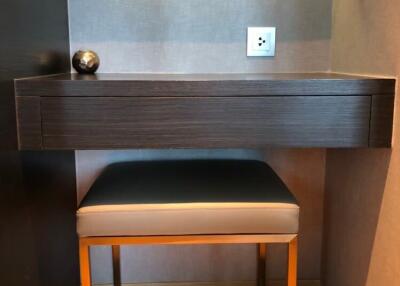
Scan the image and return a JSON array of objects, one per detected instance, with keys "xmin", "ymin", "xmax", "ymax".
[{"xmin": 247, "ymin": 27, "xmax": 276, "ymax": 57}]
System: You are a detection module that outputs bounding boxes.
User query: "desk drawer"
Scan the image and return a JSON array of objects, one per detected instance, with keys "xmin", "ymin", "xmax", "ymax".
[{"xmin": 36, "ymin": 96, "xmax": 371, "ymax": 149}]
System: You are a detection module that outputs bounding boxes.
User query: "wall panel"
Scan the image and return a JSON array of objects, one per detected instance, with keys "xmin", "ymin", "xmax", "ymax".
[
  {"xmin": 0, "ymin": 1, "xmax": 73, "ymax": 285},
  {"xmin": 326, "ymin": 0, "xmax": 400, "ymax": 285}
]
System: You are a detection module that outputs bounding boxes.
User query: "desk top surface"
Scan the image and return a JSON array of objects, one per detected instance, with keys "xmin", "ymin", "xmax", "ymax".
[
  {"xmin": 17, "ymin": 72, "xmax": 394, "ymax": 82},
  {"xmin": 15, "ymin": 72, "xmax": 396, "ymax": 97}
]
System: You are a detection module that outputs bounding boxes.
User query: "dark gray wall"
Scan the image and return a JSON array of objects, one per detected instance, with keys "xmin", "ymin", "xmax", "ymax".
[
  {"xmin": 69, "ymin": 0, "xmax": 332, "ymax": 73},
  {"xmin": 0, "ymin": 1, "xmax": 77, "ymax": 286}
]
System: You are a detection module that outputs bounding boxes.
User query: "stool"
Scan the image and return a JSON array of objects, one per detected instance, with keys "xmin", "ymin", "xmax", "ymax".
[{"xmin": 77, "ymin": 160, "xmax": 299, "ymax": 286}]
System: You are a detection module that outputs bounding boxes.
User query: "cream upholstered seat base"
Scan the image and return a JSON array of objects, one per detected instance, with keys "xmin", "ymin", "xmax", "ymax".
[{"xmin": 77, "ymin": 202, "xmax": 299, "ymax": 237}]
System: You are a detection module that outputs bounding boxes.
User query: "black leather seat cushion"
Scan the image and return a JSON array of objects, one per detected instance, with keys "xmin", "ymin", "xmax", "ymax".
[{"xmin": 80, "ymin": 159, "xmax": 297, "ymax": 207}]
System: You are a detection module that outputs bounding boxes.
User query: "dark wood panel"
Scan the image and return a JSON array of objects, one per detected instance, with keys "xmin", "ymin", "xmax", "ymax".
[
  {"xmin": 0, "ymin": 0, "xmax": 70, "ymax": 150},
  {"xmin": 20, "ymin": 152, "xmax": 79, "ymax": 286},
  {"xmin": 15, "ymin": 73, "xmax": 396, "ymax": 97},
  {"xmin": 0, "ymin": 152, "xmax": 79, "ymax": 286},
  {"xmin": 41, "ymin": 96, "xmax": 371, "ymax": 149},
  {"xmin": 0, "ymin": 0, "xmax": 74, "ymax": 285},
  {"xmin": 369, "ymin": 94, "xmax": 395, "ymax": 147},
  {"xmin": 16, "ymin": 97, "xmax": 42, "ymax": 149},
  {"xmin": 0, "ymin": 82, "xmax": 18, "ymax": 149},
  {"xmin": 0, "ymin": 152, "xmax": 40, "ymax": 286}
]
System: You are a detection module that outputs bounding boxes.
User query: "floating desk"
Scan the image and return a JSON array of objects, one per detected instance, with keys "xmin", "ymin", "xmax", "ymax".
[{"xmin": 15, "ymin": 73, "xmax": 395, "ymax": 150}]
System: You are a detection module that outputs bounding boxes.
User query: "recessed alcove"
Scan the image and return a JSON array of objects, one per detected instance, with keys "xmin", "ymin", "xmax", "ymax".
[{"xmin": 1, "ymin": 1, "xmax": 399, "ymax": 286}]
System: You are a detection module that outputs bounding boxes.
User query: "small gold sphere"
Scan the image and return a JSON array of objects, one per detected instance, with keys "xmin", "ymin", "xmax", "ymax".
[{"xmin": 72, "ymin": 50, "xmax": 100, "ymax": 74}]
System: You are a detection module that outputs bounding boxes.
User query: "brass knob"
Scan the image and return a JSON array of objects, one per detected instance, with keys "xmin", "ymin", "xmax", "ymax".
[{"xmin": 72, "ymin": 50, "xmax": 100, "ymax": 74}]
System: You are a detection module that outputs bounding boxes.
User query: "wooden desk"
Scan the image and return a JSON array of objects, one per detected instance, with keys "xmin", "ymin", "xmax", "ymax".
[{"xmin": 15, "ymin": 73, "xmax": 395, "ymax": 150}]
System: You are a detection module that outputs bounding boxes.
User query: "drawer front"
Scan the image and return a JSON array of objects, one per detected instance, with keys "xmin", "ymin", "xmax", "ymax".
[{"xmin": 38, "ymin": 96, "xmax": 371, "ymax": 149}]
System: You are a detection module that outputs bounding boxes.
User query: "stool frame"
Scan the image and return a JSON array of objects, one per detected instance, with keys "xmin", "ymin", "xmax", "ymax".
[{"xmin": 79, "ymin": 234, "xmax": 298, "ymax": 286}]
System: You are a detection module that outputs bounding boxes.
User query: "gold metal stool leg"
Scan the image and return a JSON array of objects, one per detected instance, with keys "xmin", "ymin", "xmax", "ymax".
[
  {"xmin": 79, "ymin": 239, "xmax": 92, "ymax": 286},
  {"xmin": 288, "ymin": 237, "xmax": 298, "ymax": 286},
  {"xmin": 112, "ymin": 245, "xmax": 121, "ymax": 286},
  {"xmin": 257, "ymin": 243, "xmax": 267, "ymax": 286}
]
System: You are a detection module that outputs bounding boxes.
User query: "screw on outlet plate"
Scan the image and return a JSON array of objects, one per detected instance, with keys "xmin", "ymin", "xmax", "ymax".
[{"xmin": 247, "ymin": 27, "xmax": 276, "ymax": 57}]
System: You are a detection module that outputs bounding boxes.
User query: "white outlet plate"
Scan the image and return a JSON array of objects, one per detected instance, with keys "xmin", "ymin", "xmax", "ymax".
[{"xmin": 247, "ymin": 27, "xmax": 276, "ymax": 57}]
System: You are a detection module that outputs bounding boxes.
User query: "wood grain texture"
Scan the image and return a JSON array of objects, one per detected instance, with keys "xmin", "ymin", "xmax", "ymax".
[
  {"xmin": 0, "ymin": 0, "xmax": 70, "ymax": 150},
  {"xmin": 0, "ymin": 152, "xmax": 39, "ymax": 285},
  {"xmin": 369, "ymin": 94, "xmax": 395, "ymax": 147},
  {"xmin": 15, "ymin": 73, "xmax": 396, "ymax": 97},
  {"xmin": 40, "ymin": 96, "xmax": 371, "ymax": 149},
  {"xmin": 19, "ymin": 152, "xmax": 79, "ymax": 286},
  {"xmin": 14, "ymin": 73, "xmax": 395, "ymax": 150},
  {"xmin": 0, "ymin": 81, "xmax": 18, "ymax": 149},
  {"xmin": 16, "ymin": 97, "xmax": 42, "ymax": 149},
  {"xmin": 0, "ymin": 0, "xmax": 74, "ymax": 285}
]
